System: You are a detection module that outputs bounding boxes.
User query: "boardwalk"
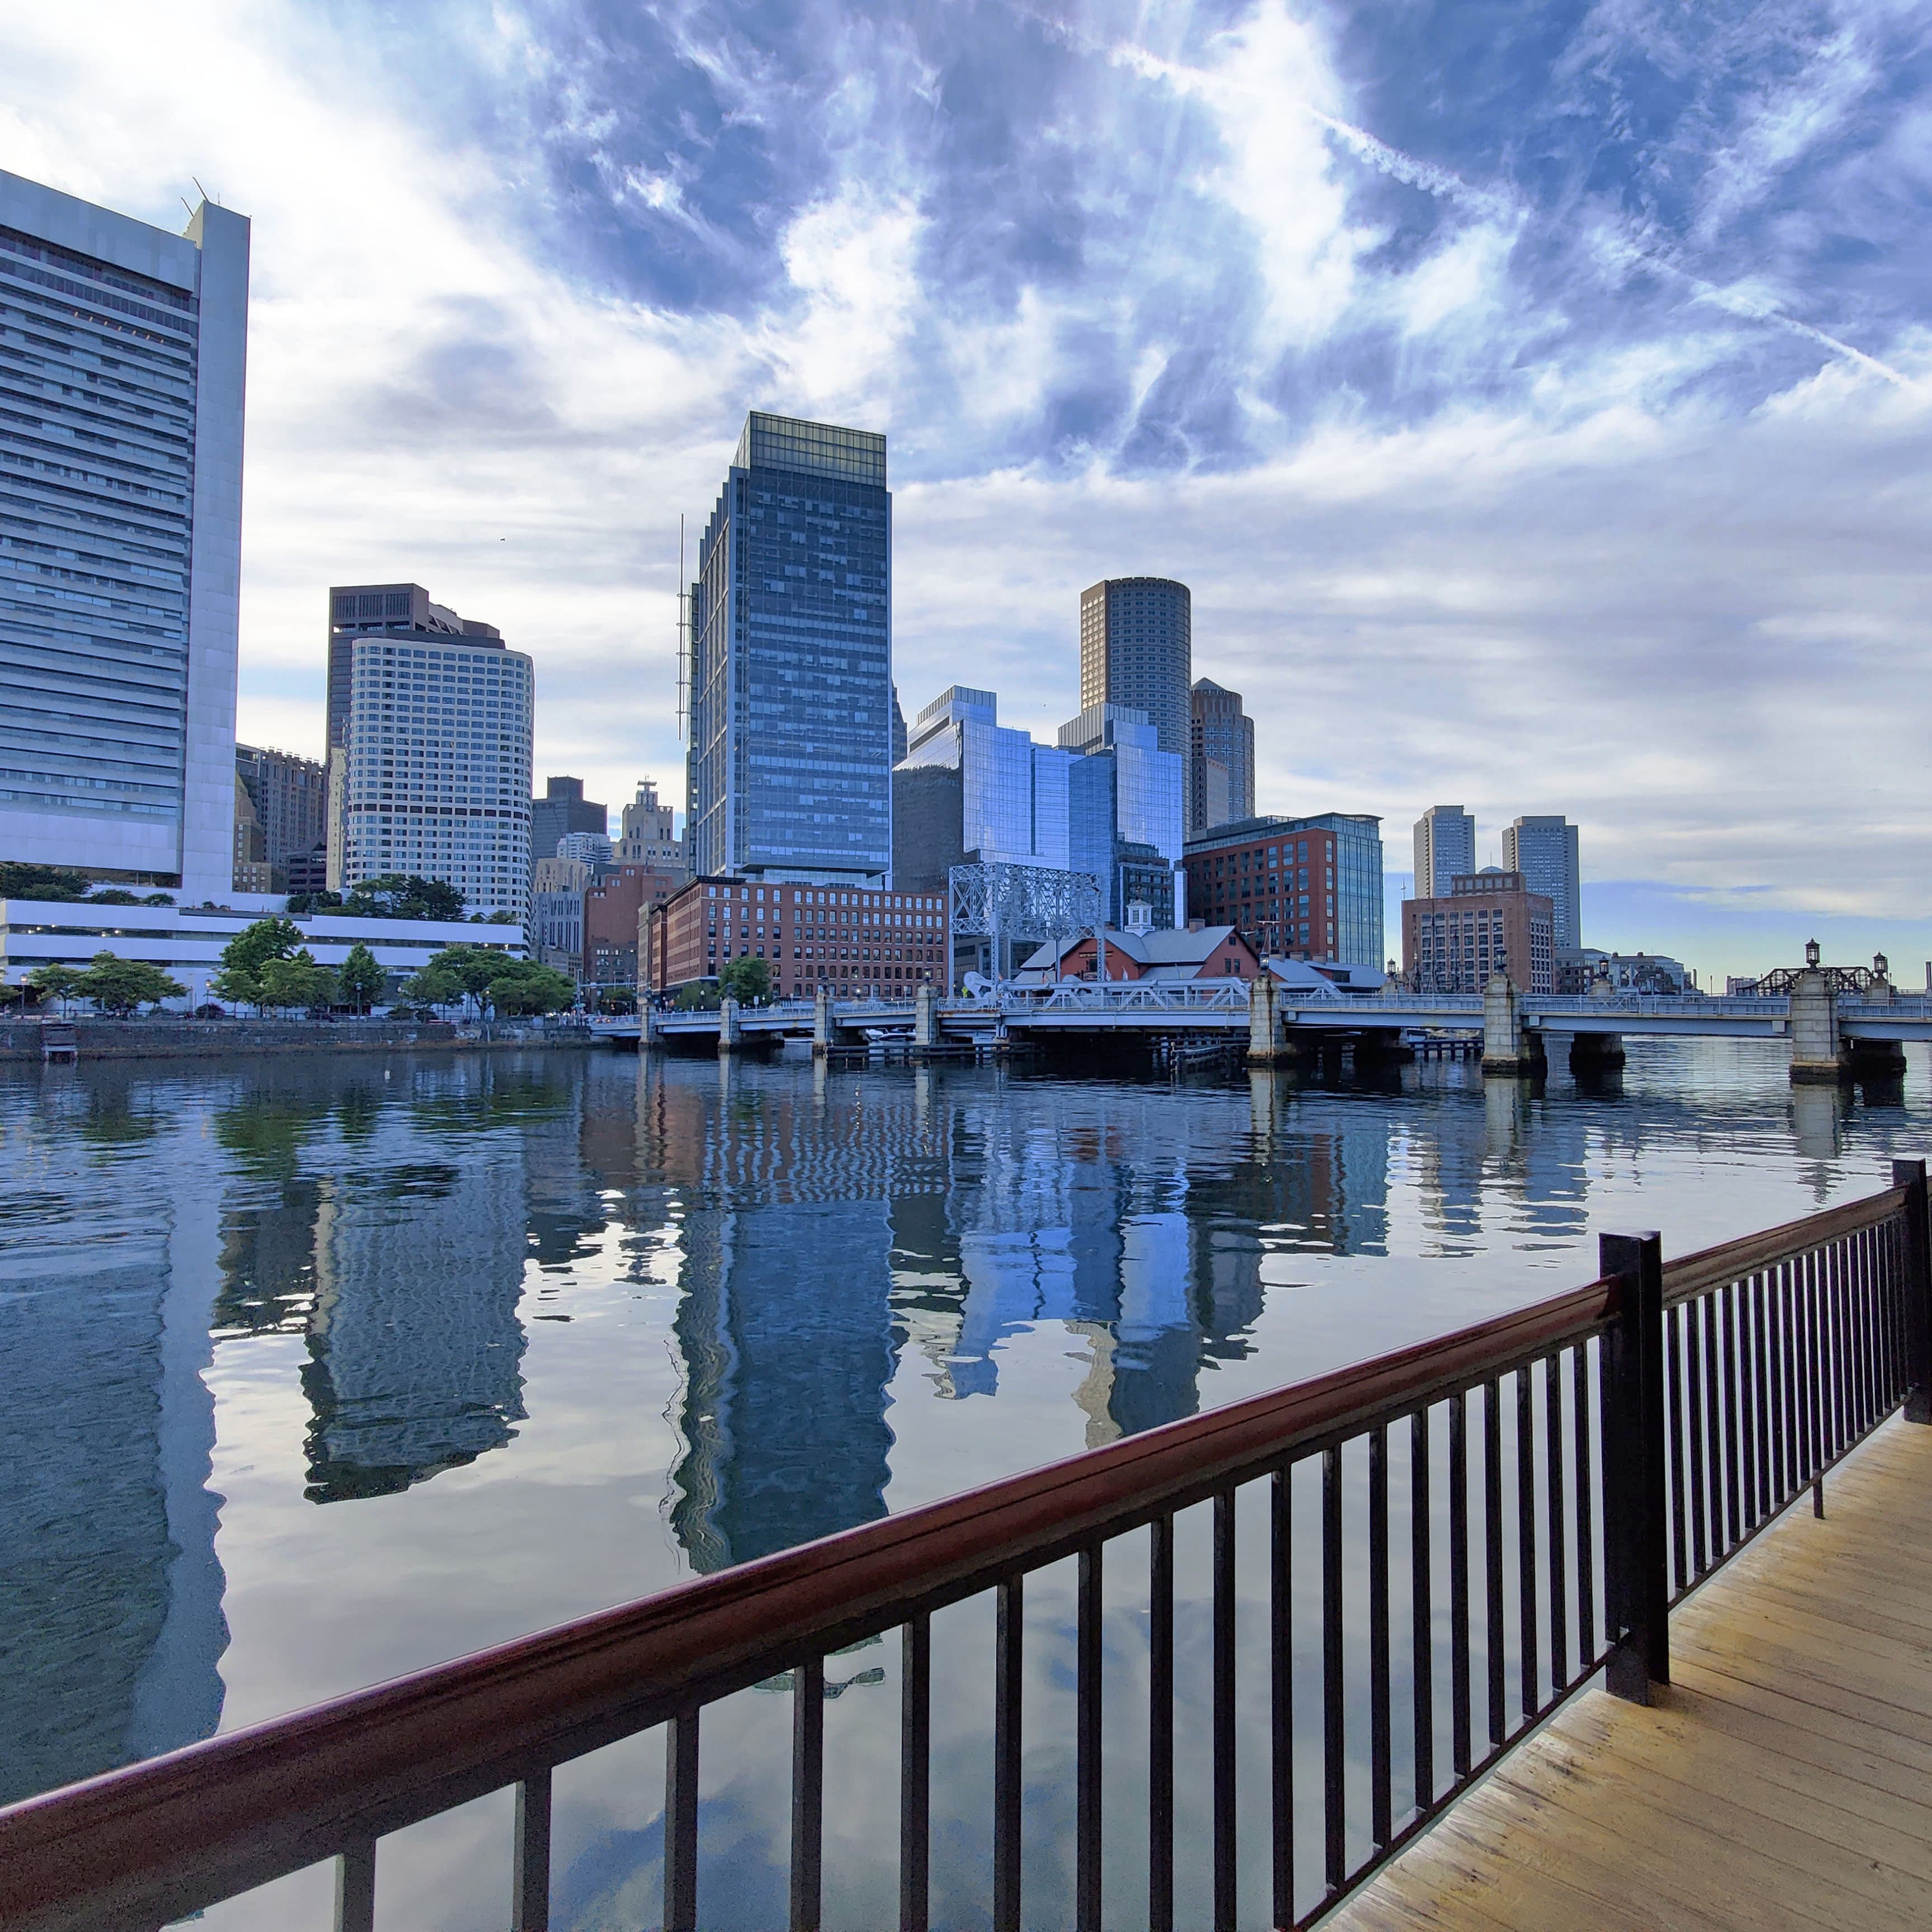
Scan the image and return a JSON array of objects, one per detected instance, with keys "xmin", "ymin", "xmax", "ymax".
[{"xmin": 1332, "ymin": 1415, "xmax": 1932, "ymax": 1932}]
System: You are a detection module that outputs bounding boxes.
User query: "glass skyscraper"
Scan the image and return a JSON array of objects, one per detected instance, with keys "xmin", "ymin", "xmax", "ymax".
[
  {"xmin": 1413, "ymin": 804, "xmax": 1477, "ymax": 899},
  {"xmin": 1060, "ymin": 703, "xmax": 1185, "ymax": 926},
  {"xmin": 686, "ymin": 411, "xmax": 892, "ymax": 884},
  {"xmin": 0, "ymin": 169, "xmax": 249, "ymax": 899}
]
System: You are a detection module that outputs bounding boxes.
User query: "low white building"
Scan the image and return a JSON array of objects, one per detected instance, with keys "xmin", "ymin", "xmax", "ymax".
[{"xmin": 0, "ymin": 899, "xmax": 524, "ymax": 1008}]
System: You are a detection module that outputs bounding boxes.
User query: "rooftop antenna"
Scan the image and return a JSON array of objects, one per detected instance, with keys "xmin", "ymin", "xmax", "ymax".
[{"xmin": 675, "ymin": 514, "xmax": 690, "ymax": 742}]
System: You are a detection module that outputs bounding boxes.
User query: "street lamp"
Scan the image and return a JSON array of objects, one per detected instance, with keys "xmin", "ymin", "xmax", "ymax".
[{"xmin": 1804, "ymin": 937, "xmax": 1821, "ymax": 969}]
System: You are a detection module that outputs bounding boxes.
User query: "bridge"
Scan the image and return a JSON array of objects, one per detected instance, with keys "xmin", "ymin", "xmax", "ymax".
[{"xmin": 602, "ymin": 972, "xmax": 1932, "ymax": 1083}]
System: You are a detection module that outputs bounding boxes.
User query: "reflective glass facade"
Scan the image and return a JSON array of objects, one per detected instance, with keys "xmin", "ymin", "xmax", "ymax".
[
  {"xmin": 688, "ymin": 411, "xmax": 891, "ymax": 883},
  {"xmin": 898, "ymin": 685, "xmax": 1073, "ymax": 873},
  {"xmin": 1502, "ymin": 815, "xmax": 1581, "ymax": 950},
  {"xmin": 0, "ymin": 172, "xmax": 247, "ymax": 895}
]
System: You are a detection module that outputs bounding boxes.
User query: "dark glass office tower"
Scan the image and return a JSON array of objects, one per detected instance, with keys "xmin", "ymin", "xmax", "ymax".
[
  {"xmin": 1079, "ymin": 577, "xmax": 1191, "ymax": 764},
  {"xmin": 686, "ymin": 412, "xmax": 892, "ymax": 883}
]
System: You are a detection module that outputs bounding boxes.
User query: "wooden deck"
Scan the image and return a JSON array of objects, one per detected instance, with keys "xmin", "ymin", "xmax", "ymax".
[{"xmin": 1331, "ymin": 1415, "xmax": 1932, "ymax": 1932}]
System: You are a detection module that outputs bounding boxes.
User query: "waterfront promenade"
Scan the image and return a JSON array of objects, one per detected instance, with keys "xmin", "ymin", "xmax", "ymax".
[{"xmin": 1335, "ymin": 1415, "xmax": 1932, "ymax": 1932}]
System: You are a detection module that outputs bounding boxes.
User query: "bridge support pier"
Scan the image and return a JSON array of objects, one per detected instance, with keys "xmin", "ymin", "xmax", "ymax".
[
  {"xmin": 1355, "ymin": 1028, "xmax": 1414, "ymax": 1064},
  {"xmin": 1844, "ymin": 1035, "xmax": 1907, "ymax": 1079},
  {"xmin": 640, "ymin": 1001, "xmax": 662, "ymax": 1051},
  {"xmin": 912, "ymin": 982, "xmax": 939, "ymax": 1057},
  {"xmin": 1789, "ymin": 971, "xmax": 1848, "ymax": 1083},
  {"xmin": 1570, "ymin": 1031, "xmax": 1626, "ymax": 1073},
  {"xmin": 1482, "ymin": 976, "xmax": 1545, "ymax": 1077},
  {"xmin": 812, "ymin": 986, "xmax": 834, "ymax": 1059},
  {"xmin": 1246, "ymin": 972, "xmax": 1292, "ymax": 1064},
  {"xmin": 717, "ymin": 996, "xmax": 743, "ymax": 1057}
]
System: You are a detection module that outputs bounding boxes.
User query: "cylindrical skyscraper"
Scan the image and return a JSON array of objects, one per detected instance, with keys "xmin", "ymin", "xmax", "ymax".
[{"xmin": 1078, "ymin": 577, "xmax": 1191, "ymax": 764}]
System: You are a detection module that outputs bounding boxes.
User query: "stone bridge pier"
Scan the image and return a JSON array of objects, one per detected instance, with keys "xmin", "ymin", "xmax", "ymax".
[
  {"xmin": 1481, "ymin": 976, "xmax": 1546, "ymax": 1078},
  {"xmin": 812, "ymin": 986, "xmax": 834, "ymax": 1058}
]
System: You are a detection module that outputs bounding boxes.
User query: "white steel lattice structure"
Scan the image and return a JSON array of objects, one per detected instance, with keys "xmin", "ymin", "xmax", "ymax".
[{"xmin": 949, "ymin": 862, "xmax": 1102, "ymax": 948}]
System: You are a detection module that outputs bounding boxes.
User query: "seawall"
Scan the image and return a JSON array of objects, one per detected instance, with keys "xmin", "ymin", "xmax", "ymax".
[{"xmin": 0, "ymin": 1020, "xmax": 600, "ymax": 1062}]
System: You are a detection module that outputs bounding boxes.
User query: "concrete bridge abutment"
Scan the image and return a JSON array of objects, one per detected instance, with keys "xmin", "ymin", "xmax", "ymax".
[
  {"xmin": 1569, "ymin": 1031, "xmax": 1626, "ymax": 1072},
  {"xmin": 1788, "ymin": 971, "xmax": 1847, "ymax": 1084},
  {"xmin": 912, "ymin": 982, "xmax": 939, "ymax": 1057},
  {"xmin": 717, "ymin": 997, "xmax": 744, "ymax": 1057},
  {"xmin": 812, "ymin": 986, "xmax": 834, "ymax": 1059}
]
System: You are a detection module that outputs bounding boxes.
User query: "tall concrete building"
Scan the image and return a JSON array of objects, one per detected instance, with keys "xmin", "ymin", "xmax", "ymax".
[
  {"xmin": 1188, "ymin": 678, "xmax": 1253, "ymax": 835},
  {"xmin": 0, "ymin": 171, "xmax": 249, "ymax": 901},
  {"xmin": 235, "ymin": 744, "xmax": 326, "ymax": 892},
  {"xmin": 1079, "ymin": 577, "xmax": 1191, "ymax": 765},
  {"xmin": 326, "ymin": 586, "xmax": 533, "ymax": 918},
  {"xmin": 1503, "ymin": 814, "xmax": 1581, "ymax": 950},
  {"xmin": 1413, "ymin": 804, "xmax": 1476, "ymax": 899},
  {"xmin": 686, "ymin": 411, "xmax": 892, "ymax": 885},
  {"xmin": 530, "ymin": 775, "xmax": 605, "ymax": 873},
  {"xmin": 614, "ymin": 778, "xmax": 683, "ymax": 871}
]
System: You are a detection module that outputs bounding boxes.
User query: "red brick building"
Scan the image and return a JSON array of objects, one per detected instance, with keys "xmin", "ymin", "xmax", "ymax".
[
  {"xmin": 584, "ymin": 864, "xmax": 683, "ymax": 986},
  {"xmin": 1403, "ymin": 869, "xmax": 1554, "ymax": 993},
  {"xmin": 1185, "ymin": 818, "xmax": 1339, "ymax": 958},
  {"xmin": 1018, "ymin": 924, "xmax": 1261, "ymax": 982},
  {"xmin": 646, "ymin": 876, "xmax": 950, "ymax": 997}
]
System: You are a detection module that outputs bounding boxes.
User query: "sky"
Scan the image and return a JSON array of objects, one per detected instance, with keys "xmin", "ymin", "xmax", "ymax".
[{"xmin": 4, "ymin": 0, "xmax": 1929, "ymax": 984}]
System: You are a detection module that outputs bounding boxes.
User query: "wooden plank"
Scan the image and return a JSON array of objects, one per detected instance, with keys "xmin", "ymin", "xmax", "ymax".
[{"xmin": 1325, "ymin": 1415, "xmax": 1932, "ymax": 1932}]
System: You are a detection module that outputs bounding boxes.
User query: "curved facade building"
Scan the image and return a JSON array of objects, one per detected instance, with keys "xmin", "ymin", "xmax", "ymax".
[{"xmin": 1078, "ymin": 577, "xmax": 1191, "ymax": 765}]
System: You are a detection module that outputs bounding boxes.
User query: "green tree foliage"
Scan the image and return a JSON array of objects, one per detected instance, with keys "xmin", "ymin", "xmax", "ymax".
[
  {"xmin": 673, "ymin": 981, "xmax": 721, "ymax": 1010},
  {"xmin": 337, "ymin": 943, "xmax": 386, "ymax": 1014},
  {"xmin": 26, "ymin": 963, "xmax": 87, "ymax": 1011},
  {"xmin": 399, "ymin": 960, "xmax": 462, "ymax": 1010},
  {"xmin": 401, "ymin": 945, "xmax": 572, "ymax": 1017},
  {"xmin": 341, "ymin": 874, "xmax": 466, "ymax": 921},
  {"xmin": 210, "ymin": 917, "xmax": 306, "ymax": 1008},
  {"xmin": 255, "ymin": 953, "xmax": 335, "ymax": 1014},
  {"xmin": 483, "ymin": 960, "xmax": 576, "ymax": 1016},
  {"xmin": 0, "ymin": 863, "xmax": 92, "ymax": 901},
  {"xmin": 719, "ymin": 956, "xmax": 771, "ymax": 1003},
  {"xmin": 87, "ymin": 888, "xmax": 142, "ymax": 905},
  {"xmin": 77, "ymin": 952, "xmax": 187, "ymax": 1015},
  {"xmin": 286, "ymin": 889, "xmax": 343, "ymax": 915}
]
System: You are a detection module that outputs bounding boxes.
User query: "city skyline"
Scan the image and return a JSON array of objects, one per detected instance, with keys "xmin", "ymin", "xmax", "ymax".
[{"xmin": 3, "ymin": 8, "xmax": 1930, "ymax": 988}]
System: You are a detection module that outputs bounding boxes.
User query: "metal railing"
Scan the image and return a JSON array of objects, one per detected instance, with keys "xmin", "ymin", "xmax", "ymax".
[{"xmin": 2, "ymin": 1168, "xmax": 1924, "ymax": 1932}]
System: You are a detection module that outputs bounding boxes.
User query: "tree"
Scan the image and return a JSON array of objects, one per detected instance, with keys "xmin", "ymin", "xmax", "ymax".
[
  {"xmin": 337, "ymin": 943, "xmax": 385, "ymax": 1015},
  {"xmin": 719, "ymin": 956, "xmax": 771, "ymax": 1004},
  {"xmin": 0, "ymin": 863, "xmax": 92, "ymax": 902},
  {"xmin": 78, "ymin": 952, "xmax": 186, "ymax": 1015},
  {"xmin": 210, "ymin": 917, "xmax": 305, "ymax": 1008},
  {"xmin": 26, "ymin": 963, "xmax": 87, "ymax": 1013},
  {"xmin": 255, "ymin": 953, "xmax": 335, "ymax": 1014},
  {"xmin": 88, "ymin": 888, "xmax": 142, "ymax": 905},
  {"xmin": 286, "ymin": 889, "xmax": 344, "ymax": 915},
  {"xmin": 340, "ymin": 874, "xmax": 465, "ymax": 922},
  {"xmin": 484, "ymin": 960, "xmax": 576, "ymax": 1017}
]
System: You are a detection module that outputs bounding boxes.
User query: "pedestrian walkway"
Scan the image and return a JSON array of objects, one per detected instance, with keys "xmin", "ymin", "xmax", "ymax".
[{"xmin": 1330, "ymin": 1415, "xmax": 1932, "ymax": 1931}]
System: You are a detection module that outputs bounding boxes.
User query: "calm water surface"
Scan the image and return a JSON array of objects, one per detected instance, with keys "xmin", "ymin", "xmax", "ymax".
[{"xmin": 1, "ymin": 1040, "xmax": 1924, "ymax": 1926}]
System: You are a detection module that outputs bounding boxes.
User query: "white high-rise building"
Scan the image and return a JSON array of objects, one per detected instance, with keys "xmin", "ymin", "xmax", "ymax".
[
  {"xmin": 331, "ymin": 595, "xmax": 534, "ymax": 919},
  {"xmin": 615, "ymin": 779, "xmax": 684, "ymax": 870},
  {"xmin": 0, "ymin": 171, "xmax": 249, "ymax": 901},
  {"xmin": 1503, "ymin": 814, "xmax": 1581, "ymax": 950},
  {"xmin": 1413, "ymin": 805, "xmax": 1476, "ymax": 899}
]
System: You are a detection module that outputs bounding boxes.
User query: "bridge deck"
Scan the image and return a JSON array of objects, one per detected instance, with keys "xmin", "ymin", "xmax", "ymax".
[{"xmin": 1332, "ymin": 1415, "xmax": 1932, "ymax": 1932}]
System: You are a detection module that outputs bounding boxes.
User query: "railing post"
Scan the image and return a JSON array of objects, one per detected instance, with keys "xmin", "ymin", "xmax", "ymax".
[
  {"xmin": 1893, "ymin": 1158, "xmax": 1932, "ymax": 1423},
  {"xmin": 1601, "ymin": 1230, "xmax": 1668, "ymax": 1702}
]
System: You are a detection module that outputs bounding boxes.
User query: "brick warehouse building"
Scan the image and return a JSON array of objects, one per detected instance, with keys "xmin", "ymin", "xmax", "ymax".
[
  {"xmin": 646, "ymin": 877, "xmax": 950, "ymax": 998},
  {"xmin": 1403, "ymin": 869, "xmax": 1555, "ymax": 993},
  {"xmin": 1182, "ymin": 813, "xmax": 1384, "ymax": 965},
  {"xmin": 584, "ymin": 864, "xmax": 683, "ymax": 987}
]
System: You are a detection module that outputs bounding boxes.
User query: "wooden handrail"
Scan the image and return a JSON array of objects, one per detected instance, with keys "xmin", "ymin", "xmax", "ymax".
[
  {"xmin": 1662, "ymin": 1186, "xmax": 1905, "ymax": 1305},
  {"xmin": 0, "ymin": 1273, "xmax": 1620, "ymax": 1931}
]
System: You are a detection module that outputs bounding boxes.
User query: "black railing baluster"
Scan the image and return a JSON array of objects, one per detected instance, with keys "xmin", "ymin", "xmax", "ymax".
[
  {"xmin": 665, "ymin": 1713, "xmax": 700, "ymax": 1932},
  {"xmin": 1749, "ymin": 1273, "xmax": 1770, "ymax": 1527},
  {"xmin": 1779, "ymin": 1262, "xmax": 1798, "ymax": 1502},
  {"xmin": 792, "ymin": 1658, "xmax": 825, "ymax": 1932},
  {"xmin": 1323, "ymin": 1444, "xmax": 1345, "ymax": 1895},
  {"xmin": 1214, "ymin": 1492, "xmax": 1238, "ymax": 1932},
  {"xmin": 1543, "ymin": 1356, "xmax": 1567, "ymax": 1688},
  {"xmin": 1271, "ymin": 1467, "xmax": 1295, "ymax": 1932},
  {"xmin": 1665, "ymin": 1303, "xmax": 1687, "ymax": 1597},
  {"xmin": 1830, "ymin": 1234, "xmax": 1851, "ymax": 1460},
  {"xmin": 1369, "ymin": 1426, "xmax": 1393, "ymax": 1851},
  {"xmin": 1450, "ymin": 1391, "xmax": 1471, "ymax": 1772},
  {"xmin": 1514, "ymin": 1372, "xmax": 1537, "ymax": 1718},
  {"xmin": 334, "ymin": 1841, "xmax": 375, "ymax": 1932},
  {"xmin": 1602, "ymin": 1232, "xmax": 1668, "ymax": 1704},
  {"xmin": 1687, "ymin": 1296, "xmax": 1710, "ymax": 1580},
  {"xmin": 1721, "ymin": 1282, "xmax": 1742, "ymax": 1552},
  {"xmin": 1483, "ymin": 1379, "xmax": 1504, "ymax": 1749},
  {"xmin": 512, "ymin": 1771, "xmax": 551, "ymax": 1932},
  {"xmin": 899, "ymin": 1616, "xmax": 930, "ymax": 1932},
  {"xmin": 1896, "ymin": 1159, "xmax": 1931, "ymax": 1423},
  {"xmin": 1149, "ymin": 1517, "xmax": 1175, "ymax": 1932},
  {"xmin": 1077, "ymin": 1544, "xmax": 1103, "ymax": 1932},
  {"xmin": 1409, "ymin": 1410, "xmax": 1434, "ymax": 1815},
  {"xmin": 1573, "ymin": 1345, "xmax": 1594, "ymax": 1667},
  {"xmin": 1847, "ymin": 1233, "xmax": 1869, "ymax": 1437},
  {"xmin": 1801, "ymin": 1251, "xmax": 1822, "ymax": 1507},
  {"xmin": 994, "ymin": 1577, "xmax": 1023, "ymax": 1932}
]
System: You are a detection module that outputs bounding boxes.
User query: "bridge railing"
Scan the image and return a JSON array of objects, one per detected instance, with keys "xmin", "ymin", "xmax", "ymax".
[{"xmin": 2, "ymin": 1172, "xmax": 1924, "ymax": 1932}]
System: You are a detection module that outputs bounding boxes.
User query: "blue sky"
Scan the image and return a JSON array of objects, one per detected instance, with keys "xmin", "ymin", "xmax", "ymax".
[{"xmin": 4, "ymin": 0, "xmax": 1929, "ymax": 982}]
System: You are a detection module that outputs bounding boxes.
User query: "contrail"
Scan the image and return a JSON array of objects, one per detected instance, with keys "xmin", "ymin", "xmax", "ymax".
[{"xmin": 1094, "ymin": 19, "xmax": 1921, "ymax": 395}]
